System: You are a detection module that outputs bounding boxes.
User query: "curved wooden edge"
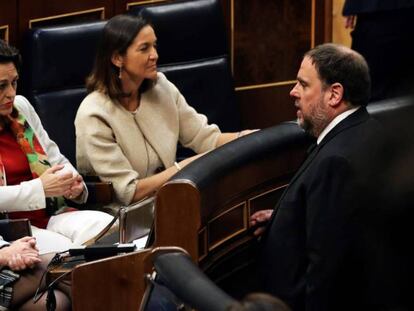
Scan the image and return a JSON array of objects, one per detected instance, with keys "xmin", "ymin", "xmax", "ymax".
[
  {"xmin": 72, "ymin": 248, "xmax": 152, "ymax": 311},
  {"xmin": 154, "ymin": 182, "xmax": 201, "ymax": 260}
]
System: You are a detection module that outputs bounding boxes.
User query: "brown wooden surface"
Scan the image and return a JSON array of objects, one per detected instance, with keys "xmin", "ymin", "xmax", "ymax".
[
  {"xmin": 154, "ymin": 182, "xmax": 201, "ymax": 259},
  {"xmin": 17, "ymin": 0, "xmax": 113, "ymax": 46},
  {"xmin": 155, "ymin": 143, "xmax": 307, "ymax": 268},
  {"xmin": 0, "ymin": 0, "xmax": 17, "ymax": 45},
  {"xmin": 315, "ymin": 0, "xmax": 333, "ymax": 45},
  {"xmin": 150, "ymin": 135, "xmax": 309, "ymax": 298},
  {"xmin": 71, "ymin": 249, "xmax": 152, "ymax": 311},
  {"xmin": 237, "ymin": 83, "xmax": 297, "ymax": 129},
  {"xmin": 233, "ymin": 0, "xmax": 311, "ymax": 87},
  {"xmin": 0, "ymin": 0, "xmax": 332, "ymax": 129}
]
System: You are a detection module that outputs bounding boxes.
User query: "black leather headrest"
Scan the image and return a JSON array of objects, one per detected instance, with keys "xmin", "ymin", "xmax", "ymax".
[
  {"xmin": 130, "ymin": 0, "xmax": 240, "ymax": 160},
  {"xmin": 21, "ymin": 21, "xmax": 106, "ymax": 95},
  {"xmin": 33, "ymin": 89, "xmax": 87, "ymax": 165},
  {"xmin": 159, "ymin": 57, "xmax": 238, "ymax": 132},
  {"xmin": 367, "ymin": 95, "xmax": 414, "ymax": 122},
  {"xmin": 132, "ymin": 0, "xmax": 227, "ymax": 65}
]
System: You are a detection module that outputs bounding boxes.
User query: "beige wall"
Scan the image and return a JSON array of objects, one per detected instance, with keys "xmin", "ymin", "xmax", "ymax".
[{"xmin": 332, "ymin": 0, "xmax": 352, "ymax": 47}]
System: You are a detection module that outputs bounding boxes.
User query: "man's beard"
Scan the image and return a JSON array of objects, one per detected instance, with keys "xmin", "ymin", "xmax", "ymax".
[
  {"xmin": 297, "ymin": 99, "xmax": 330, "ymax": 138},
  {"xmin": 298, "ymin": 117, "xmax": 315, "ymax": 136}
]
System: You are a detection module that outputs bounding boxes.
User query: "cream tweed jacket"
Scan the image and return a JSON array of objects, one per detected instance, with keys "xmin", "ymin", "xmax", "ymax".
[{"xmin": 75, "ymin": 72, "xmax": 220, "ymax": 207}]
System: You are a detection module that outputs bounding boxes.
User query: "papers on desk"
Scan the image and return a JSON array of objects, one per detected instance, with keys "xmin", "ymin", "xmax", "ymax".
[{"xmin": 132, "ymin": 235, "xmax": 149, "ymax": 249}]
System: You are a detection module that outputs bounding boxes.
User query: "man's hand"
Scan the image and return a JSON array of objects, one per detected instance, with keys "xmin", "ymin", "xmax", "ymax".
[
  {"xmin": 344, "ymin": 15, "xmax": 356, "ymax": 29},
  {"xmin": 250, "ymin": 209, "xmax": 273, "ymax": 236}
]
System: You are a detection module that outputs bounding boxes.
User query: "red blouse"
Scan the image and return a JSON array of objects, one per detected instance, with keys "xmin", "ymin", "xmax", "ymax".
[{"xmin": 0, "ymin": 128, "xmax": 49, "ymax": 228}]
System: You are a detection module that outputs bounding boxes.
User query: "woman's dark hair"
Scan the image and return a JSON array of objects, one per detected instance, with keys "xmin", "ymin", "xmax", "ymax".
[
  {"xmin": 0, "ymin": 39, "xmax": 21, "ymax": 72},
  {"xmin": 0, "ymin": 39, "xmax": 20, "ymax": 126},
  {"xmin": 306, "ymin": 43, "xmax": 371, "ymax": 107},
  {"xmin": 86, "ymin": 14, "xmax": 154, "ymax": 100}
]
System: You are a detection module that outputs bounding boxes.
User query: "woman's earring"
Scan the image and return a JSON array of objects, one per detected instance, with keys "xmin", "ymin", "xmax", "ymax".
[{"xmin": 119, "ymin": 64, "xmax": 123, "ymax": 80}]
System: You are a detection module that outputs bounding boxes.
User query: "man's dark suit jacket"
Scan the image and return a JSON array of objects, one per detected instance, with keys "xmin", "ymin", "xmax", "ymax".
[
  {"xmin": 343, "ymin": 0, "xmax": 414, "ymax": 15},
  {"xmin": 259, "ymin": 107, "xmax": 411, "ymax": 311}
]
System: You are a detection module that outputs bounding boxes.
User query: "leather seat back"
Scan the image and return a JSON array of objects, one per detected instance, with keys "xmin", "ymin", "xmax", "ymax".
[
  {"xmin": 21, "ymin": 21, "xmax": 107, "ymax": 164},
  {"xmin": 130, "ymin": 0, "xmax": 241, "ymax": 158}
]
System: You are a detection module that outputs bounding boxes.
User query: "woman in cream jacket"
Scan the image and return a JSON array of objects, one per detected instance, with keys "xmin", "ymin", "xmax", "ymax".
[{"xmin": 75, "ymin": 14, "xmax": 252, "ymax": 210}]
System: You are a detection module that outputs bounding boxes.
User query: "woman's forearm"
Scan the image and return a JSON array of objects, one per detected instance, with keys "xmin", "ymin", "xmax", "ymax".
[{"xmin": 131, "ymin": 165, "xmax": 180, "ymax": 202}]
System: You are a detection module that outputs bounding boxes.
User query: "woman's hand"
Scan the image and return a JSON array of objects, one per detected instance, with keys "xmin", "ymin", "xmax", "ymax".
[
  {"xmin": 0, "ymin": 237, "xmax": 41, "ymax": 270},
  {"xmin": 64, "ymin": 174, "xmax": 85, "ymax": 200},
  {"xmin": 39, "ymin": 165, "xmax": 75, "ymax": 198}
]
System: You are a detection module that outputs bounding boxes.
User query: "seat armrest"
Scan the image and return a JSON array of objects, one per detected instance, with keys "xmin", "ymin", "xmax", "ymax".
[
  {"xmin": 0, "ymin": 219, "xmax": 32, "ymax": 241},
  {"xmin": 83, "ymin": 175, "xmax": 113, "ymax": 205},
  {"xmin": 119, "ymin": 197, "xmax": 155, "ymax": 243}
]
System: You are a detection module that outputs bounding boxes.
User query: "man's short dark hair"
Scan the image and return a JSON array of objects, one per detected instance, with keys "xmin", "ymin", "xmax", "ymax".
[{"xmin": 305, "ymin": 43, "xmax": 371, "ymax": 107}]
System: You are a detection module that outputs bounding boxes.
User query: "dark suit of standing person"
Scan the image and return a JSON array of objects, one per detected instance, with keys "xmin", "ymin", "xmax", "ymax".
[
  {"xmin": 250, "ymin": 43, "xmax": 409, "ymax": 311},
  {"xmin": 343, "ymin": 0, "xmax": 414, "ymax": 101}
]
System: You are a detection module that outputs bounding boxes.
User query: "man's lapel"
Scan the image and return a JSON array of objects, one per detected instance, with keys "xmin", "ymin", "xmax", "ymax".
[
  {"xmin": 266, "ymin": 107, "xmax": 369, "ymax": 227},
  {"xmin": 318, "ymin": 107, "xmax": 369, "ymax": 149}
]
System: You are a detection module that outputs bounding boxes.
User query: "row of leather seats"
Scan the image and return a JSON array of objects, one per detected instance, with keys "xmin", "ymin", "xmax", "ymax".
[
  {"xmin": 16, "ymin": 0, "xmax": 414, "ymax": 309},
  {"xmin": 19, "ymin": 0, "xmax": 241, "ymax": 166},
  {"xmin": 16, "ymin": 1, "xmax": 245, "ymax": 308}
]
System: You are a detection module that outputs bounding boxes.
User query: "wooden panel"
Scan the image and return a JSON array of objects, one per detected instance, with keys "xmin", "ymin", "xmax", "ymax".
[
  {"xmin": 314, "ymin": 0, "xmax": 333, "ymax": 45},
  {"xmin": 198, "ymin": 227, "xmax": 207, "ymax": 260},
  {"xmin": 208, "ymin": 202, "xmax": 246, "ymax": 251},
  {"xmin": 233, "ymin": 0, "xmax": 312, "ymax": 87},
  {"xmin": 17, "ymin": 0, "xmax": 114, "ymax": 44},
  {"xmin": 124, "ymin": 0, "xmax": 171, "ymax": 12},
  {"xmin": 71, "ymin": 249, "xmax": 152, "ymax": 311},
  {"xmin": 0, "ymin": 0, "xmax": 17, "ymax": 45},
  {"xmin": 0, "ymin": 26, "xmax": 8, "ymax": 42},
  {"xmin": 249, "ymin": 185, "xmax": 287, "ymax": 215},
  {"xmin": 237, "ymin": 83, "xmax": 297, "ymax": 129},
  {"xmin": 332, "ymin": 0, "xmax": 351, "ymax": 46},
  {"xmin": 29, "ymin": 8, "xmax": 105, "ymax": 28},
  {"xmin": 154, "ymin": 182, "xmax": 201, "ymax": 259}
]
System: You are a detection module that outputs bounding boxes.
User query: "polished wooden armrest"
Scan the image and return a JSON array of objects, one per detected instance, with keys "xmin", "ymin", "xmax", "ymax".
[
  {"xmin": 83, "ymin": 175, "xmax": 113, "ymax": 205},
  {"xmin": 0, "ymin": 218, "xmax": 32, "ymax": 241}
]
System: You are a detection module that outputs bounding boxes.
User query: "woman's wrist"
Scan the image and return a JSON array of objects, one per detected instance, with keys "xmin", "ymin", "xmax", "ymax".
[{"xmin": 174, "ymin": 161, "xmax": 182, "ymax": 172}]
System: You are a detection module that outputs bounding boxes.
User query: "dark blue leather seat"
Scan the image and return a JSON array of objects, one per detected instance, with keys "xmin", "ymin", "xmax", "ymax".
[
  {"xmin": 130, "ymin": 0, "xmax": 241, "ymax": 158},
  {"xmin": 21, "ymin": 21, "xmax": 107, "ymax": 165}
]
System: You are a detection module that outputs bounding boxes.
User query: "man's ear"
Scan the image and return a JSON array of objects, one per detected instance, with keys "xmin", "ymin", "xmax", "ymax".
[
  {"xmin": 111, "ymin": 52, "xmax": 123, "ymax": 68},
  {"xmin": 328, "ymin": 82, "xmax": 344, "ymax": 107}
]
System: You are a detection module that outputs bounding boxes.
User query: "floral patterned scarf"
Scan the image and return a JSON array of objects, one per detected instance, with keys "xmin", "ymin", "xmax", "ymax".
[{"xmin": 0, "ymin": 107, "xmax": 64, "ymax": 213}]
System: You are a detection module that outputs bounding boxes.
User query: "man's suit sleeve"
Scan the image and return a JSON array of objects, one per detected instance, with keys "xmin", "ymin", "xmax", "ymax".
[{"xmin": 305, "ymin": 155, "xmax": 360, "ymax": 310}]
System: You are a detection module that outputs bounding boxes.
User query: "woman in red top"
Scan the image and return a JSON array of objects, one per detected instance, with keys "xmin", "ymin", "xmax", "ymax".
[
  {"xmin": 0, "ymin": 37, "xmax": 113, "ymax": 310},
  {"xmin": 0, "ymin": 40, "xmax": 113, "ymax": 255}
]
